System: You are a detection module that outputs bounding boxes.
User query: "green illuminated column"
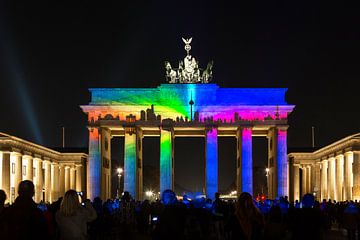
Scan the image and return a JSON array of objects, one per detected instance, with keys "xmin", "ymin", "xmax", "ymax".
[
  {"xmin": 124, "ymin": 131, "xmax": 137, "ymax": 199},
  {"xmin": 160, "ymin": 128, "xmax": 174, "ymax": 195}
]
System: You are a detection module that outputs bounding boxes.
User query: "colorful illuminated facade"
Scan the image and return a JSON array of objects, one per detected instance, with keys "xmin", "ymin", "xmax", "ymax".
[{"xmin": 81, "ymin": 38, "xmax": 295, "ymax": 200}]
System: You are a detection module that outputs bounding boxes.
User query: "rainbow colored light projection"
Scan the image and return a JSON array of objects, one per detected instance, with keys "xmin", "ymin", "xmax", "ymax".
[
  {"xmin": 124, "ymin": 133, "xmax": 136, "ymax": 198},
  {"xmin": 277, "ymin": 129, "xmax": 288, "ymax": 197},
  {"xmin": 82, "ymin": 83, "xmax": 295, "ymax": 199},
  {"xmin": 206, "ymin": 128, "xmax": 218, "ymax": 199},
  {"xmin": 241, "ymin": 128, "xmax": 253, "ymax": 194},
  {"xmin": 88, "ymin": 128, "xmax": 101, "ymax": 200},
  {"xmin": 160, "ymin": 129, "xmax": 173, "ymax": 194}
]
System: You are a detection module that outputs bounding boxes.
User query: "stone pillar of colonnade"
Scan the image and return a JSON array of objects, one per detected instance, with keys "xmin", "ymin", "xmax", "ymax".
[
  {"xmin": 301, "ymin": 166, "xmax": 307, "ymax": 196},
  {"xmin": 293, "ymin": 164, "xmax": 300, "ymax": 201},
  {"xmin": 124, "ymin": 128, "xmax": 144, "ymax": 200},
  {"xmin": 0, "ymin": 152, "xmax": 11, "ymax": 203},
  {"xmin": 76, "ymin": 165, "xmax": 83, "ymax": 192},
  {"xmin": 100, "ymin": 128, "xmax": 111, "ymax": 200},
  {"xmin": 34, "ymin": 158, "xmax": 43, "ymax": 203},
  {"xmin": 205, "ymin": 127, "xmax": 219, "ymax": 200},
  {"xmin": 352, "ymin": 151, "xmax": 360, "ymax": 200},
  {"xmin": 321, "ymin": 160, "xmax": 328, "ymax": 200},
  {"xmin": 159, "ymin": 127, "xmax": 174, "ymax": 197},
  {"xmin": 267, "ymin": 126, "xmax": 288, "ymax": 199},
  {"xmin": 335, "ymin": 154, "xmax": 344, "ymax": 201},
  {"xmin": 43, "ymin": 160, "xmax": 51, "ymax": 202},
  {"xmin": 306, "ymin": 166, "xmax": 311, "ymax": 194},
  {"xmin": 23, "ymin": 155, "xmax": 33, "ymax": 181},
  {"xmin": 65, "ymin": 166, "xmax": 70, "ymax": 192},
  {"xmin": 70, "ymin": 167, "xmax": 76, "ymax": 190},
  {"xmin": 11, "ymin": 152, "xmax": 22, "ymax": 200},
  {"xmin": 51, "ymin": 163, "xmax": 59, "ymax": 202},
  {"xmin": 344, "ymin": 152, "xmax": 353, "ymax": 200},
  {"xmin": 236, "ymin": 126, "xmax": 252, "ymax": 196},
  {"xmin": 314, "ymin": 163, "xmax": 321, "ymax": 199},
  {"xmin": 328, "ymin": 157, "xmax": 336, "ymax": 201},
  {"xmin": 87, "ymin": 127, "xmax": 101, "ymax": 200},
  {"xmin": 136, "ymin": 128, "xmax": 144, "ymax": 200},
  {"xmin": 59, "ymin": 165, "xmax": 65, "ymax": 197}
]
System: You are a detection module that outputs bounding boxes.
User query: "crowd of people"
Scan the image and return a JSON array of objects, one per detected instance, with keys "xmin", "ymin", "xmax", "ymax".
[{"xmin": 1, "ymin": 180, "xmax": 360, "ymax": 239}]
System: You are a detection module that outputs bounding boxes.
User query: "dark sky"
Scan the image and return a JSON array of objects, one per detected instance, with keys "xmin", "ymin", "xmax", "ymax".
[{"xmin": 0, "ymin": 1, "xmax": 359, "ymax": 193}]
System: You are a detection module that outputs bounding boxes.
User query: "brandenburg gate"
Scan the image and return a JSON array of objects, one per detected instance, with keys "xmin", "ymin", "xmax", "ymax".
[{"xmin": 81, "ymin": 38, "xmax": 295, "ymax": 200}]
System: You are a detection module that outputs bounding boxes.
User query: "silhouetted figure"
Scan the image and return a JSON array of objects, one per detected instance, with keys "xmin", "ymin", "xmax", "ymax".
[
  {"xmin": 153, "ymin": 189, "xmax": 186, "ymax": 240},
  {"xmin": 56, "ymin": 190, "xmax": 97, "ymax": 240},
  {"xmin": 4, "ymin": 180, "xmax": 48, "ymax": 239},
  {"xmin": 227, "ymin": 192, "xmax": 264, "ymax": 240},
  {"xmin": 264, "ymin": 205, "xmax": 286, "ymax": 240},
  {"xmin": 0, "ymin": 189, "xmax": 7, "ymax": 236}
]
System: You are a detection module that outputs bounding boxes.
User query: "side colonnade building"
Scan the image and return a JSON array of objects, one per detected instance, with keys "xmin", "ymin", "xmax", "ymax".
[
  {"xmin": 0, "ymin": 132, "xmax": 87, "ymax": 203},
  {"xmin": 289, "ymin": 133, "xmax": 360, "ymax": 202}
]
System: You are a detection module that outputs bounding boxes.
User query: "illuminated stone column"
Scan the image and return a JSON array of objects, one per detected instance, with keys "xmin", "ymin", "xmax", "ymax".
[
  {"xmin": 88, "ymin": 127, "xmax": 101, "ymax": 200},
  {"xmin": 34, "ymin": 158, "xmax": 43, "ymax": 203},
  {"xmin": 307, "ymin": 166, "xmax": 311, "ymax": 194},
  {"xmin": 205, "ymin": 127, "xmax": 218, "ymax": 199},
  {"xmin": 277, "ymin": 127, "xmax": 288, "ymax": 197},
  {"xmin": 328, "ymin": 157, "xmax": 336, "ymax": 201},
  {"xmin": 65, "ymin": 166, "xmax": 70, "ymax": 192},
  {"xmin": 136, "ymin": 128, "xmax": 144, "ymax": 200},
  {"xmin": 23, "ymin": 155, "xmax": 33, "ymax": 181},
  {"xmin": 70, "ymin": 167, "xmax": 76, "ymax": 189},
  {"xmin": 344, "ymin": 152, "xmax": 353, "ymax": 200},
  {"xmin": 335, "ymin": 154, "xmax": 344, "ymax": 201},
  {"xmin": 59, "ymin": 165, "xmax": 65, "ymax": 197},
  {"xmin": 352, "ymin": 152, "xmax": 360, "ymax": 200},
  {"xmin": 43, "ymin": 160, "xmax": 51, "ymax": 202},
  {"xmin": 11, "ymin": 152, "xmax": 22, "ymax": 199},
  {"xmin": 293, "ymin": 164, "xmax": 300, "ymax": 201},
  {"xmin": 51, "ymin": 163, "xmax": 59, "ymax": 202},
  {"xmin": 301, "ymin": 166, "xmax": 307, "ymax": 196},
  {"xmin": 0, "ymin": 152, "xmax": 10, "ymax": 203},
  {"xmin": 314, "ymin": 163, "xmax": 321, "ymax": 199},
  {"xmin": 236, "ymin": 127, "xmax": 252, "ymax": 195},
  {"xmin": 160, "ymin": 128, "xmax": 174, "ymax": 196},
  {"xmin": 76, "ymin": 165, "xmax": 82, "ymax": 192},
  {"xmin": 124, "ymin": 131, "xmax": 137, "ymax": 199},
  {"xmin": 321, "ymin": 160, "xmax": 328, "ymax": 200}
]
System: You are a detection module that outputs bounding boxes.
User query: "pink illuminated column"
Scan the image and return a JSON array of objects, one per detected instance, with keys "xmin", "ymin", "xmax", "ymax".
[
  {"xmin": 240, "ymin": 127, "xmax": 253, "ymax": 195},
  {"xmin": 205, "ymin": 127, "xmax": 218, "ymax": 200},
  {"xmin": 277, "ymin": 127, "xmax": 288, "ymax": 197},
  {"xmin": 88, "ymin": 127, "xmax": 101, "ymax": 200}
]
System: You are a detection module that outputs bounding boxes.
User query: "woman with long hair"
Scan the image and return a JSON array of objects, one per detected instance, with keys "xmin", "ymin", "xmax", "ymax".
[
  {"xmin": 227, "ymin": 192, "xmax": 264, "ymax": 240},
  {"xmin": 56, "ymin": 190, "xmax": 97, "ymax": 240}
]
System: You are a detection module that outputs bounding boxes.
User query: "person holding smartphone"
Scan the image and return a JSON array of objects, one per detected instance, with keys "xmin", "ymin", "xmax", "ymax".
[{"xmin": 56, "ymin": 190, "xmax": 97, "ymax": 239}]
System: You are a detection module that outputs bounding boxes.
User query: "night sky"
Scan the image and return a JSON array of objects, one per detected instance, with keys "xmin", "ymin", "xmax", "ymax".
[{"xmin": 0, "ymin": 2, "xmax": 359, "ymax": 194}]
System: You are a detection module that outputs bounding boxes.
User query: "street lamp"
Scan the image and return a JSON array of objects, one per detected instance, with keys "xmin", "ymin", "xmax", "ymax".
[{"xmin": 117, "ymin": 167, "xmax": 123, "ymax": 198}]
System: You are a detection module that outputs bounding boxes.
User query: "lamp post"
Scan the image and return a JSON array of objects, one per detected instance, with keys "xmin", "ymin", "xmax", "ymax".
[
  {"xmin": 117, "ymin": 167, "xmax": 123, "ymax": 198},
  {"xmin": 265, "ymin": 168, "xmax": 270, "ymax": 196}
]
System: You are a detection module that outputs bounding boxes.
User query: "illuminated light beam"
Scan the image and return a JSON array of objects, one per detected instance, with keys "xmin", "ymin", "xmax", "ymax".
[
  {"xmin": 241, "ymin": 127, "xmax": 253, "ymax": 195},
  {"xmin": 277, "ymin": 128, "xmax": 288, "ymax": 197},
  {"xmin": 205, "ymin": 128, "xmax": 218, "ymax": 200},
  {"xmin": 160, "ymin": 129, "xmax": 173, "ymax": 195},
  {"xmin": 0, "ymin": 31, "xmax": 43, "ymax": 144},
  {"xmin": 124, "ymin": 132, "xmax": 137, "ymax": 199}
]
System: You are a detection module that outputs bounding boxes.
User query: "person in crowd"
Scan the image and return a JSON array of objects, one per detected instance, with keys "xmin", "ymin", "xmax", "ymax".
[
  {"xmin": 290, "ymin": 193, "xmax": 325, "ymax": 240},
  {"xmin": 3, "ymin": 180, "xmax": 49, "ymax": 239},
  {"xmin": 342, "ymin": 202, "xmax": 359, "ymax": 240},
  {"xmin": 0, "ymin": 189, "xmax": 7, "ymax": 236},
  {"xmin": 56, "ymin": 189, "xmax": 97, "ymax": 240},
  {"xmin": 152, "ymin": 189, "xmax": 187, "ymax": 240},
  {"xmin": 264, "ymin": 205, "xmax": 286, "ymax": 240},
  {"xmin": 227, "ymin": 192, "xmax": 264, "ymax": 240}
]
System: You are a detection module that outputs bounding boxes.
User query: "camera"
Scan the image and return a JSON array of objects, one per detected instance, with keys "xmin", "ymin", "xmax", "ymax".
[{"xmin": 77, "ymin": 191, "xmax": 83, "ymax": 196}]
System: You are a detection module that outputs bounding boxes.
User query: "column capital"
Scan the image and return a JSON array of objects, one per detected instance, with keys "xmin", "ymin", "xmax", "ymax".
[
  {"xmin": 335, "ymin": 154, "xmax": 344, "ymax": 159},
  {"xmin": 345, "ymin": 151, "xmax": 354, "ymax": 157},
  {"xmin": 276, "ymin": 125, "xmax": 289, "ymax": 131},
  {"xmin": 51, "ymin": 162, "xmax": 59, "ymax": 166},
  {"xmin": 10, "ymin": 151, "xmax": 22, "ymax": 157},
  {"xmin": 22, "ymin": 155, "xmax": 33, "ymax": 160}
]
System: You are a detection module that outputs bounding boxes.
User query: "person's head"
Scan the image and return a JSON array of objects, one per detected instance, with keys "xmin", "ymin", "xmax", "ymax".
[
  {"xmin": 215, "ymin": 192, "xmax": 220, "ymax": 200},
  {"xmin": 0, "ymin": 189, "xmax": 6, "ymax": 206},
  {"xmin": 18, "ymin": 180, "xmax": 35, "ymax": 199},
  {"xmin": 161, "ymin": 189, "xmax": 177, "ymax": 206},
  {"xmin": 302, "ymin": 194, "xmax": 315, "ymax": 208},
  {"xmin": 60, "ymin": 190, "xmax": 81, "ymax": 217},
  {"xmin": 236, "ymin": 192, "xmax": 258, "ymax": 218}
]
